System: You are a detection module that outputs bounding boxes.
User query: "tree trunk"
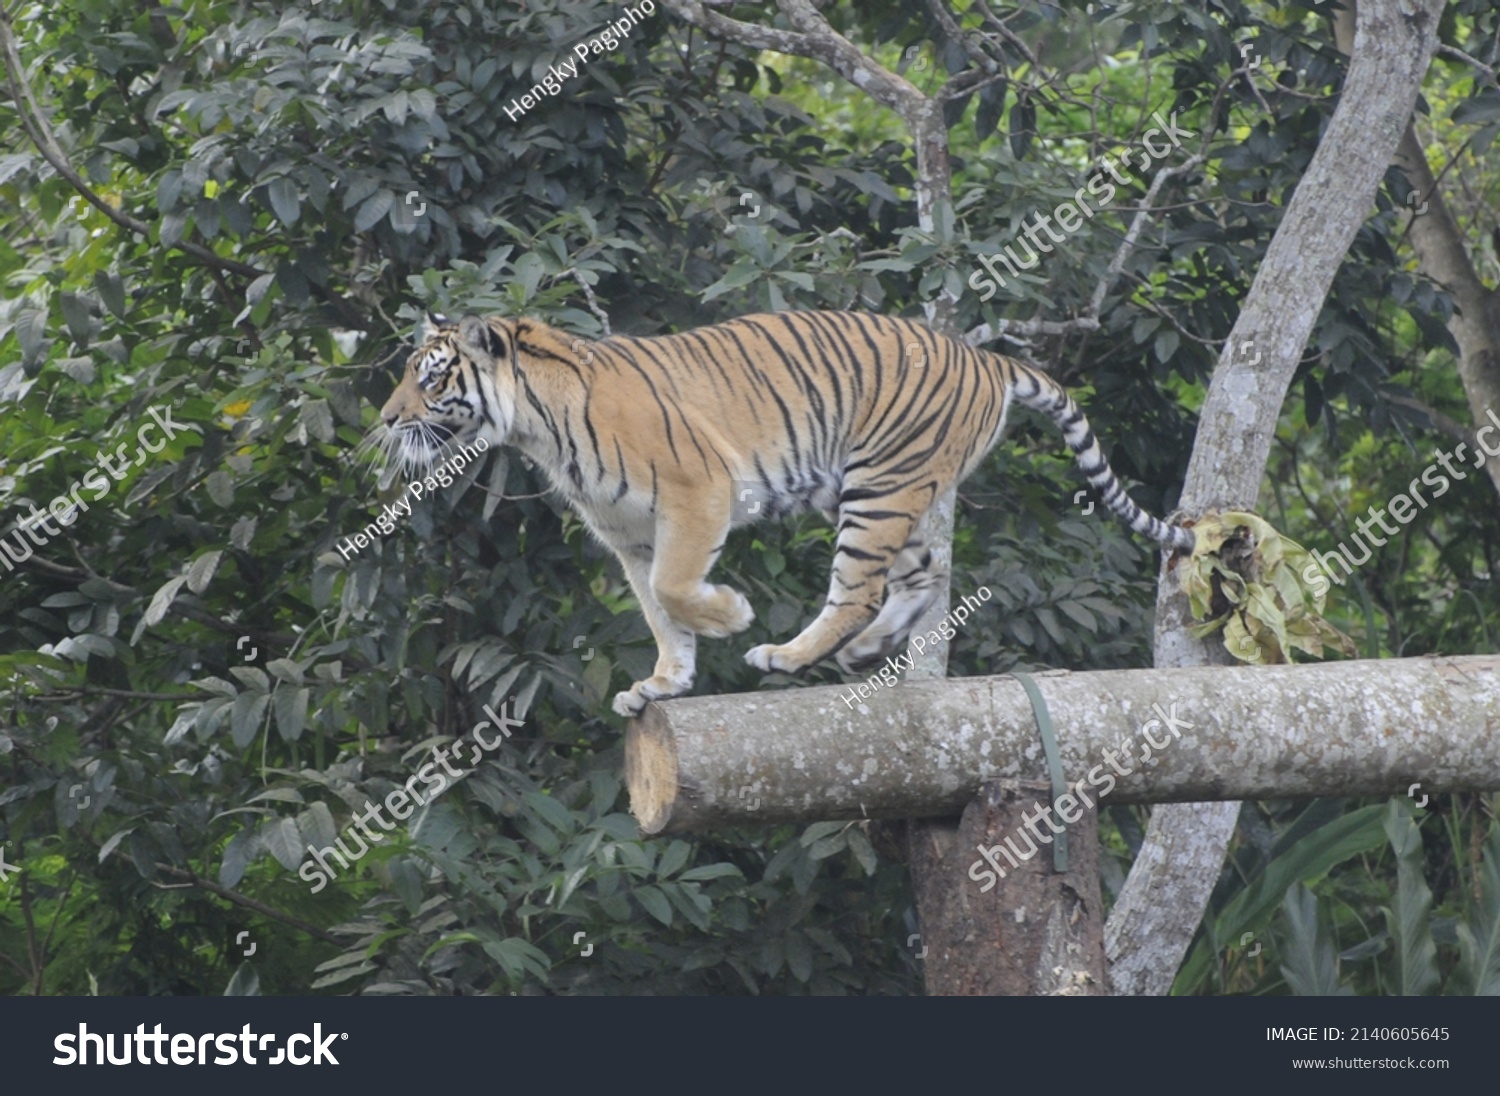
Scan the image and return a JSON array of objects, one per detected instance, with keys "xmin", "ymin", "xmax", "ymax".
[
  {"xmin": 908, "ymin": 780, "xmax": 1107, "ymax": 995},
  {"xmin": 1106, "ymin": 0, "xmax": 1448, "ymax": 996}
]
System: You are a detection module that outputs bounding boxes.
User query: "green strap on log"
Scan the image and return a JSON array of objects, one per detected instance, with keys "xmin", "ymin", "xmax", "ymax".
[{"xmin": 1009, "ymin": 670, "xmax": 1068, "ymax": 873}]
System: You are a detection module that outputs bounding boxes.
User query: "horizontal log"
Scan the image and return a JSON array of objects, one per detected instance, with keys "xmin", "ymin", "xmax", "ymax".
[{"xmin": 624, "ymin": 655, "xmax": 1500, "ymax": 834}]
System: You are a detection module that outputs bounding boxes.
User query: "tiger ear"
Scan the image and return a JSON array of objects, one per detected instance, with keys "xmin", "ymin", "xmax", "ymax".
[
  {"xmin": 456, "ymin": 314, "xmax": 505, "ymax": 362},
  {"xmin": 418, "ymin": 310, "xmax": 449, "ymax": 343}
]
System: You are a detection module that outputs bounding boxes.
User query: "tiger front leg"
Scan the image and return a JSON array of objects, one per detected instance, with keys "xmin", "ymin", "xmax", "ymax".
[
  {"xmin": 649, "ymin": 493, "xmax": 754, "ymax": 639},
  {"xmin": 612, "ymin": 492, "xmax": 754, "ymax": 717},
  {"xmin": 611, "ymin": 552, "xmax": 701, "ymax": 718}
]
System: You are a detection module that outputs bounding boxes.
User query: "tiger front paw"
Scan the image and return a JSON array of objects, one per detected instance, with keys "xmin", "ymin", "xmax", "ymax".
[
  {"xmin": 612, "ymin": 673, "xmax": 692, "ymax": 718},
  {"xmin": 691, "ymin": 586, "xmax": 755, "ymax": 638},
  {"xmin": 659, "ymin": 583, "xmax": 754, "ymax": 638}
]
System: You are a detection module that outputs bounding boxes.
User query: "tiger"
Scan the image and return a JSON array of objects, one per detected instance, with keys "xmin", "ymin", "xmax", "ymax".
[{"xmin": 375, "ymin": 310, "xmax": 1195, "ymax": 717}]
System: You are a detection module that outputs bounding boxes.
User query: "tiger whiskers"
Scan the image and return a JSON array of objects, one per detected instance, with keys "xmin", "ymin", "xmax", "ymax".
[{"xmin": 357, "ymin": 418, "xmax": 459, "ymax": 493}]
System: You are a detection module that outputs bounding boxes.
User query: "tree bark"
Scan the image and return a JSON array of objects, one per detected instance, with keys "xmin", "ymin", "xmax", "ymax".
[
  {"xmin": 908, "ymin": 780, "xmax": 1107, "ymax": 995},
  {"xmin": 627, "ymin": 654, "xmax": 1500, "ymax": 832},
  {"xmin": 1106, "ymin": 0, "xmax": 1448, "ymax": 996},
  {"xmin": 1376, "ymin": 51, "xmax": 1500, "ymax": 500}
]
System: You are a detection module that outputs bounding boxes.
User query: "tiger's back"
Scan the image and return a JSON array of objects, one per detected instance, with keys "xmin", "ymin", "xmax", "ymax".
[
  {"xmin": 378, "ymin": 309, "xmax": 1192, "ymax": 716},
  {"xmin": 579, "ymin": 312, "xmax": 1003, "ymax": 518}
]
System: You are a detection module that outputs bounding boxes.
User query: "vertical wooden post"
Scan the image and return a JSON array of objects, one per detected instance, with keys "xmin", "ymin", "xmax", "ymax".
[
  {"xmin": 899, "ymin": 495, "xmax": 1108, "ymax": 994},
  {"xmin": 907, "ymin": 781, "xmax": 1107, "ymax": 995}
]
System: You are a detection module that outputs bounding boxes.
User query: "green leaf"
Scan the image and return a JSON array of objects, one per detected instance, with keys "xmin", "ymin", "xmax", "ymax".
[
  {"xmin": 634, "ymin": 884, "xmax": 673, "ymax": 925},
  {"xmin": 223, "ymin": 963, "xmax": 261, "ymax": 996},
  {"xmin": 157, "ymin": 169, "xmax": 183, "ymax": 213},
  {"xmin": 1453, "ymin": 92, "xmax": 1500, "ymax": 126},
  {"xmin": 480, "ymin": 937, "xmax": 550, "ymax": 981},
  {"xmin": 1279, "ymin": 883, "xmax": 1351, "ymax": 995},
  {"xmin": 186, "ymin": 550, "xmax": 223, "ymax": 594},
  {"xmin": 265, "ymin": 658, "xmax": 305, "ymax": 685},
  {"xmin": 1383, "ymin": 802, "xmax": 1439, "ymax": 996},
  {"xmin": 523, "ymin": 791, "xmax": 574, "ymax": 834},
  {"xmin": 59, "ymin": 292, "xmax": 92, "ymax": 344},
  {"xmin": 219, "ymin": 827, "xmax": 260, "ymax": 887},
  {"xmin": 273, "ymin": 686, "xmax": 309, "ymax": 741},
  {"xmin": 191, "ymin": 675, "xmax": 239, "ymax": 698},
  {"xmin": 230, "ymin": 692, "xmax": 269, "ymax": 748},
  {"xmin": 847, "ymin": 826, "xmax": 878, "ymax": 876},
  {"xmin": 785, "ymin": 931, "xmax": 813, "ymax": 983},
  {"xmin": 355, "ymin": 190, "xmax": 395, "ymax": 232},
  {"xmin": 800, "ymin": 821, "xmax": 845, "ymax": 846},
  {"xmin": 1057, "ymin": 600, "xmax": 1097, "ymax": 632},
  {"xmin": 298, "ymin": 802, "xmax": 338, "ymax": 852},
  {"xmin": 1154, "ymin": 327, "xmax": 1180, "ymax": 364},
  {"xmin": 98, "ymin": 828, "xmax": 135, "ymax": 863},
  {"xmin": 145, "ymin": 575, "xmax": 188, "ymax": 626},
  {"xmin": 702, "ymin": 260, "xmax": 762, "ymax": 301},
  {"xmin": 679, "ymin": 862, "xmax": 743, "ymax": 883},
  {"xmin": 387, "ymin": 855, "xmax": 426, "ymax": 915},
  {"xmin": 93, "ymin": 271, "xmax": 126, "ymax": 318},
  {"xmin": 1455, "ymin": 825, "xmax": 1500, "ymax": 995},
  {"xmin": 260, "ymin": 816, "xmax": 304, "ymax": 871},
  {"xmin": 656, "ymin": 840, "xmax": 691, "ymax": 878},
  {"xmin": 267, "ymin": 177, "xmax": 300, "ymax": 226}
]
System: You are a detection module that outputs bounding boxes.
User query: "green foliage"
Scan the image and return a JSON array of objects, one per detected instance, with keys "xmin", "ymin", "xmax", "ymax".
[{"xmin": 1184, "ymin": 802, "xmax": 1500, "ymax": 996}]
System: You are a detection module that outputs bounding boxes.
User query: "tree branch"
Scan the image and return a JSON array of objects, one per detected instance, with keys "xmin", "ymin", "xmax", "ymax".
[
  {"xmin": 1438, "ymin": 42, "xmax": 1498, "ymax": 87},
  {"xmin": 663, "ymin": 1, "xmax": 923, "ymax": 116},
  {"xmin": 151, "ymin": 864, "xmax": 341, "ymax": 945},
  {"xmin": 974, "ymin": 1, "xmax": 1042, "ymax": 71},
  {"xmin": 2, "ymin": 6, "xmax": 373, "ymax": 332},
  {"xmin": 0, "ymin": 7, "xmax": 263, "ymax": 280},
  {"xmin": 630, "ymin": 655, "xmax": 1500, "ymax": 832},
  {"xmin": 35, "ymin": 687, "xmax": 200, "ymax": 702},
  {"xmin": 963, "ymin": 155, "xmax": 1204, "ymax": 347},
  {"xmin": 1385, "ymin": 393, "xmax": 1477, "ymax": 446},
  {"xmin": 1088, "ymin": 154, "xmax": 1205, "ymax": 318}
]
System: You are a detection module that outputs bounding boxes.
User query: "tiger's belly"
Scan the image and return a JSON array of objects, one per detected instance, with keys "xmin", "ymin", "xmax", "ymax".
[
  {"xmin": 557, "ymin": 460, "xmax": 844, "ymax": 562},
  {"xmin": 727, "ymin": 469, "xmax": 843, "ymax": 527}
]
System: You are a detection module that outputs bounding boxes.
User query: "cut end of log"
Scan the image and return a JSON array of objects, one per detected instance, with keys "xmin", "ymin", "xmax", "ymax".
[{"xmin": 625, "ymin": 703, "xmax": 680, "ymax": 835}]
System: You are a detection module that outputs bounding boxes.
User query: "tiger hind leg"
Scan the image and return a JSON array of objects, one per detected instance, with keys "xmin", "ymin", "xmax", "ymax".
[
  {"xmin": 745, "ymin": 487, "xmax": 928, "ymax": 675},
  {"xmin": 835, "ymin": 536, "xmax": 946, "ymax": 673}
]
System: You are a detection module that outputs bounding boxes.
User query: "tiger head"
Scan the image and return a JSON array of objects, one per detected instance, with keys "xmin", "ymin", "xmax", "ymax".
[{"xmin": 374, "ymin": 312, "xmax": 517, "ymax": 477}]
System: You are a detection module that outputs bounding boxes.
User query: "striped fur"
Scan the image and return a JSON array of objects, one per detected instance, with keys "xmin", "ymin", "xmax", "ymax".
[{"xmin": 377, "ymin": 310, "xmax": 1194, "ymax": 716}]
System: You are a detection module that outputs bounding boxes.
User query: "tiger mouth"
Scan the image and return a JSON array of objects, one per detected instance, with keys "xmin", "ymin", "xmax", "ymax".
[{"xmin": 361, "ymin": 418, "xmax": 473, "ymax": 488}]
